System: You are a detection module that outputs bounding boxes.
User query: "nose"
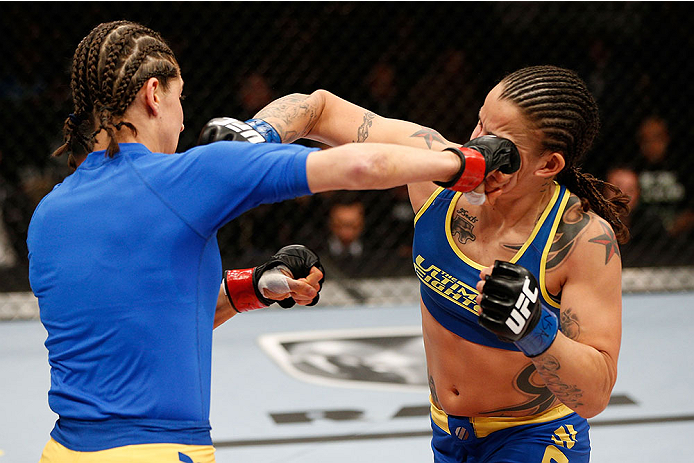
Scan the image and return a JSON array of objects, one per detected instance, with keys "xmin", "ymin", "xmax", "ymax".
[{"xmin": 180, "ymin": 123, "xmax": 185, "ymax": 133}]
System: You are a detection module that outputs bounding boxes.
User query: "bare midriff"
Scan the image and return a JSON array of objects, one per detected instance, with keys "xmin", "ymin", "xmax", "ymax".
[{"xmin": 421, "ymin": 302, "xmax": 560, "ymax": 418}]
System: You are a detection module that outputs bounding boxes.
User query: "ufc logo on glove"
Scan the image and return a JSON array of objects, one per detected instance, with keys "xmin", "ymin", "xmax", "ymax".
[
  {"xmin": 479, "ymin": 261, "xmax": 559, "ymax": 357},
  {"xmin": 507, "ymin": 277, "xmax": 538, "ymax": 335},
  {"xmin": 216, "ymin": 118, "xmax": 266, "ymax": 143}
]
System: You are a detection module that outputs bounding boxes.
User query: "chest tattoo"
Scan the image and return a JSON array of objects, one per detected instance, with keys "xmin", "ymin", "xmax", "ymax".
[{"xmin": 451, "ymin": 207, "xmax": 478, "ymax": 244}]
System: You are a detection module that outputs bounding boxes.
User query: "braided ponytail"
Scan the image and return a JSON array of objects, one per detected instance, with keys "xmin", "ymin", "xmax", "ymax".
[
  {"xmin": 557, "ymin": 166, "xmax": 630, "ymax": 243},
  {"xmin": 52, "ymin": 21, "xmax": 179, "ymax": 167},
  {"xmin": 500, "ymin": 65, "xmax": 630, "ymax": 243}
]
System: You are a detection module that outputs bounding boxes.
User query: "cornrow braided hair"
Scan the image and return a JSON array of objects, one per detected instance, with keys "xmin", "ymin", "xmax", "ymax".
[
  {"xmin": 499, "ymin": 65, "xmax": 630, "ymax": 244},
  {"xmin": 52, "ymin": 21, "xmax": 180, "ymax": 169}
]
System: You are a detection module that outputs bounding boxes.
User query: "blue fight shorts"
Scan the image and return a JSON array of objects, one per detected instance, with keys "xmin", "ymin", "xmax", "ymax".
[{"xmin": 430, "ymin": 397, "xmax": 590, "ymax": 463}]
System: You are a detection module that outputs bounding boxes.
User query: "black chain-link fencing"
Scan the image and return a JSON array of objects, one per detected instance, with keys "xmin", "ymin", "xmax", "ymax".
[{"xmin": 1, "ymin": 3, "xmax": 693, "ymax": 302}]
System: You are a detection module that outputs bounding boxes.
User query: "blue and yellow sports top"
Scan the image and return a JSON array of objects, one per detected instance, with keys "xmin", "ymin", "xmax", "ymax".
[{"xmin": 412, "ymin": 184, "xmax": 570, "ymax": 350}]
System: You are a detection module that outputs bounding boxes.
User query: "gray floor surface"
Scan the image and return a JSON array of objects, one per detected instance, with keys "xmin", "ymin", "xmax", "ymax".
[{"xmin": 1, "ymin": 292, "xmax": 693, "ymax": 462}]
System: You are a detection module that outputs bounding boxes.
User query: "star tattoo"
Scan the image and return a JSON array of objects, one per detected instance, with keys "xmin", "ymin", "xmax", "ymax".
[
  {"xmin": 410, "ymin": 128, "xmax": 446, "ymax": 149},
  {"xmin": 588, "ymin": 221, "xmax": 621, "ymax": 264}
]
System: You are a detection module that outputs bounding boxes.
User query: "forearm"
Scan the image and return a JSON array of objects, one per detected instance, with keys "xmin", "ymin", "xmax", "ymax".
[
  {"xmin": 531, "ymin": 334, "xmax": 617, "ymax": 418},
  {"xmin": 306, "ymin": 143, "xmax": 461, "ymax": 193},
  {"xmin": 253, "ymin": 92, "xmax": 325, "ymax": 144},
  {"xmin": 214, "ymin": 283, "xmax": 238, "ymax": 329}
]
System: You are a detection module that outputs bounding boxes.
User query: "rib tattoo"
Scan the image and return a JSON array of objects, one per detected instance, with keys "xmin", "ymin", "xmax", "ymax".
[{"xmin": 481, "ymin": 364, "xmax": 556, "ymax": 416}]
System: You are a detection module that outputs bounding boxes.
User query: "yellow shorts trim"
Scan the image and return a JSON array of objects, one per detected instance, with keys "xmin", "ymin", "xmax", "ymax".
[
  {"xmin": 39, "ymin": 438, "xmax": 216, "ymax": 463},
  {"xmin": 430, "ymin": 395, "xmax": 451, "ymax": 434},
  {"xmin": 430, "ymin": 396, "xmax": 573, "ymax": 438}
]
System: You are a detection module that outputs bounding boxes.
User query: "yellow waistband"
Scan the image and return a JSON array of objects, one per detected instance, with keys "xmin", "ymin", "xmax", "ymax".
[{"xmin": 430, "ymin": 396, "xmax": 573, "ymax": 438}]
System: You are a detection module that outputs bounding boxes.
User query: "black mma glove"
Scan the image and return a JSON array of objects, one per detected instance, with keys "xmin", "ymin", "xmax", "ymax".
[
  {"xmin": 253, "ymin": 244, "xmax": 325, "ymax": 308},
  {"xmin": 223, "ymin": 244, "xmax": 325, "ymax": 312},
  {"xmin": 435, "ymin": 135, "xmax": 521, "ymax": 192},
  {"xmin": 197, "ymin": 117, "xmax": 281, "ymax": 145},
  {"xmin": 478, "ymin": 261, "xmax": 559, "ymax": 357}
]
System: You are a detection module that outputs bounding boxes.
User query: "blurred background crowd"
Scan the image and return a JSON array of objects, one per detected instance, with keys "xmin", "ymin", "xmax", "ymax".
[{"xmin": 1, "ymin": 2, "xmax": 692, "ymax": 293}]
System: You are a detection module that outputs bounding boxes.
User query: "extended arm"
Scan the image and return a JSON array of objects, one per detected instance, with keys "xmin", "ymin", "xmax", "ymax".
[
  {"xmin": 252, "ymin": 91, "xmax": 519, "ymax": 207},
  {"xmin": 254, "ymin": 91, "xmax": 458, "ymax": 208}
]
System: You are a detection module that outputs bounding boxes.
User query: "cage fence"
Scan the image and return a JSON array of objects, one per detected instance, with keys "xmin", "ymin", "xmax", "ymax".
[{"xmin": 1, "ymin": 2, "xmax": 692, "ymax": 319}]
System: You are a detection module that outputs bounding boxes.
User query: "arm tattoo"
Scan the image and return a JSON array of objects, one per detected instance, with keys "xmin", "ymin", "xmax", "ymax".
[
  {"xmin": 451, "ymin": 207, "xmax": 478, "ymax": 244},
  {"xmin": 354, "ymin": 111, "xmax": 376, "ymax": 143},
  {"xmin": 546, "ymin": 196, "xmax": 591, "ymax": 270},
  {"xmin": 409, "ymin": 127, "xmax": 446, "ymax": 149},
  {"xmin": 254, "ymin": 93, "xmax": 319, "ymax": 142},
  {"xmin": 534, "ymin": 354, "xmax": 584, "ymax": 410},
  {"xmin": 560, "ymin": 308, "xmax": 580, "ymax": 340},
  {"xmin": 588, "ymin": 220, "xmax": 621, "ymax": 264},
  {"xmin": 480, "ymin": 364, "xmax": 556, "ymax": 416}
]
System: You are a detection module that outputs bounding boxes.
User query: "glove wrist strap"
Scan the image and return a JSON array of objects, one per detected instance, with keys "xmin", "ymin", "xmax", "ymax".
[
  {"xmin": 434, "ymin": 147, "xmax": 486, "ymax": 192},
  {"xmin": 245, "ymin": 119, "xmax": 282, "ymax": 143},
  {"xmin": 223, "ymin": 268, "xmax": 268, "ymax": 313},
  {"xmin": 515, "ymin": 308, "xmax": 559, "ymax": 357}
]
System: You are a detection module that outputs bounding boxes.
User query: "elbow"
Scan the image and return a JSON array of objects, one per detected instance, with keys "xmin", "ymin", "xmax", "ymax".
[
  {"xmin": 346, "ymin": 147, "xmax": 393, "ymax": 189},
  {"xmin": 310, "ymin": 88, "xmax": 332, "ymax": 103},
  {"xmin": 576, "ymin": 396, "xmax": 610, "ymax": 419},
  {"xmin": 576, "ymin": 369, "xmax": 617, "ymax": 419}
]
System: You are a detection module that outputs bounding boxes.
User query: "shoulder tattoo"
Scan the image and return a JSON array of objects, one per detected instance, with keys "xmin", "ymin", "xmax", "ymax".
[
  {"xmin": 355, "ymin": 111, "xmax": 376, "ymax": 142},
  {"xmin": 451, "ymin": 207, "xmax": 478, "ymax": 244},
  {"xmin": 409, "ymin": 127, "xmax": 446, "ymax": 149},
  {"xmin": 588, "ymin": 220, "xmax": 621, "ymax": 265},
  {"xmin": 547, "ymin": 196, "xmax": 590, "ymax": 270}
]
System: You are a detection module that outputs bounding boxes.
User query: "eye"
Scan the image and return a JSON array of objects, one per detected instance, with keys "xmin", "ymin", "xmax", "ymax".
[{"xmin": 179, "ymin": 94, "xmax": 187, "ymax": 101}]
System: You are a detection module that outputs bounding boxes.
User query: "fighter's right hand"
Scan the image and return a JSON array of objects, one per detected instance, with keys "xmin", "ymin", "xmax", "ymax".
[
  {"xmin": 197, "ymin": 117, "xmax": 281, "ymax": 145},
  {"xmin": 435, "ymin": 135, "xmax": 520, "ymax": 192}
]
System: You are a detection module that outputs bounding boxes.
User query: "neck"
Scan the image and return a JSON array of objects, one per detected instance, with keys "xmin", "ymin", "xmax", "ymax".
[
  {"xmin": 93, "ymin": 124, "xmax": 154, "ymax": 152},
  {"xmin": 481, "ymin": 182, "xmax": 555, "ymax": 230}
]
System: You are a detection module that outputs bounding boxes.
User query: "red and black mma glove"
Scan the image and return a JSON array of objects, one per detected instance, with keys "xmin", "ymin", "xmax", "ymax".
[
  {"xmin": 223, "ymin": 244, "xmax": 325, "ymax": 313},
  {"xmin": 478, "ymin": 261, "xmax": 559, "ymax": 357},
  {"xmin": 197, "ymin": 117, "xmax": 281, "ymax": 145},
  {"xmin": 435, "ymin": 135, "xmax": 521, "ymax": 192}
]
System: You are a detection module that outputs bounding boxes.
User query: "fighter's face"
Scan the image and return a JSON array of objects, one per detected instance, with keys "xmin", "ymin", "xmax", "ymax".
[{"xmin": 470, "ymin": 83, "xmax": 552, "ymax": 198}]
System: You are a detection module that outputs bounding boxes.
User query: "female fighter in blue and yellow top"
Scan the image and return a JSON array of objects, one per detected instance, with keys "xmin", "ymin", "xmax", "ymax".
[{"xmin": 239, "ymin": 65, "xmax": 628, "ymax": 462}]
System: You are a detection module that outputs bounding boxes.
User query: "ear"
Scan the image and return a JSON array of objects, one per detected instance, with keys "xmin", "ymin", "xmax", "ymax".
[
  {"xmin": 535, "ymin": 152, "xmax": 565, "ymax": 178},
  {"xmin": 142, "ymin": 77, "xmax": 161, "ymax": 117}
]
